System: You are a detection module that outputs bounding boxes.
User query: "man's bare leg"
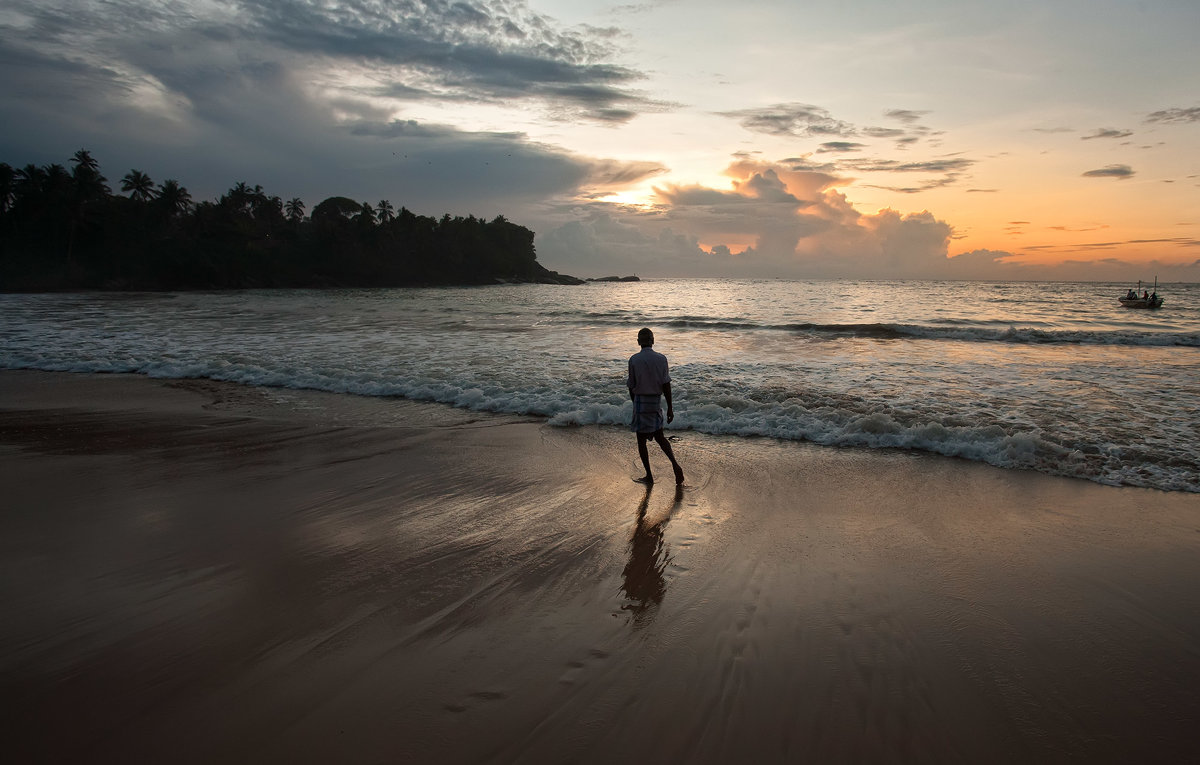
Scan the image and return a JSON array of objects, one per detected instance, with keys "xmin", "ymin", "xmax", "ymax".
[
  {"xmin": 653, "ymin": 431, "xmax": 685, "ymax": 485},
  {"xmin": 635, "ymin": 432, "xmax": 654, "ymax": 483}
]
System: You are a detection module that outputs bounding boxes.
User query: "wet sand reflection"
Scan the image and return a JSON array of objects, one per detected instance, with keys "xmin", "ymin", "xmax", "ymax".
[{"xmin": 620, "ymin": 484, "xmax": 684, "ymax": 627}]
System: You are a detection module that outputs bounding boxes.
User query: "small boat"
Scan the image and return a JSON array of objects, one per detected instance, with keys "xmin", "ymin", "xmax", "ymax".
[{"xmin": 1119, "ymin": 279, "xmax": 1164, "ymax": 309}]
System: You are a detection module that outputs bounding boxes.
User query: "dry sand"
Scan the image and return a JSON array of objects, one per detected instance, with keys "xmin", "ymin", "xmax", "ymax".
[{"xmin": 2, "ymin": 369, "xmax": 1198, "ymax": 764}]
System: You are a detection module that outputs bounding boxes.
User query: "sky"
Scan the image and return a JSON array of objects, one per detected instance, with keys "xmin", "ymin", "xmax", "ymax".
[{"xmin": 2, "ymin": 0, "xmax": 1198, "ymax": 281}]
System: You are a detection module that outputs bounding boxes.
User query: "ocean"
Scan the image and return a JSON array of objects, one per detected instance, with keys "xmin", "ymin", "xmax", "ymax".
[{"xmin": 2, "ymin": 280, "xmax": 1197, "ymax": 492}]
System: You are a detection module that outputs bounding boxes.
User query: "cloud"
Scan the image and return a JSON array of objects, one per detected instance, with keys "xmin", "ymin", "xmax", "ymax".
[
  {"xmin": 840, "ymin": 156, "xmax": 975, "ymax": 193},
  {"xmin": 1048, "ymin": 224, "xmax": 1109, "ymax": 232},
  {"xmin": 0, "ymin": 0, "xmax": 663, "ymax": 126},
  {"xmin": 841, "ymin": 158, "xmax": 974, "ymax": 174},
  {"xmin": 0, "ymin": 0, "xmax": 680, "ymax": 219},
  {"xmin": 582, "ymin": 158, "xmax": 668, "ymax": 188},
  {"xmin": 884, "ymin": 109, "xmax": 929, "ymax": 125},
  {"xmin": 1082, "ymin": 164, "xmax": 1135, "ymax": 179},
  {"xmin": 720, "ymin": 103, "xmax": 856, "ymax": 138},
  {"xmin": 1081, "ymin": 128, "xmax": 1133, "ymax": 140},
  {"xmin": 1145, "ymin": 106, "xmax": 1200, "ymax": 124},
  {"xmin": 816, "ymin": 142, "xmax": 866, "ymax": 153},
  {"xmin": 249, "ymin": 0, "xmax": 665, "ymax": 121},
  {"xmin": 537, "ymin": 159, "xmax": 960, "ymax": 279},
  {"xmin": 861, "ymin": 127, "xmax": 907, "ymax": 139},
  {"xmin": 717, "ymin": 111, "xmax": 972, "ymax": 194},
  {"xmin": 779, "ymin": 156, "xmax": 838, "ymax": 173},
  {"xmin": 533, "ymin": 152, "xmax": 1200, "ymax": 282},
  {"xmin": 721, "ymin": 103, "xmax": 940, "ymax": 152}
]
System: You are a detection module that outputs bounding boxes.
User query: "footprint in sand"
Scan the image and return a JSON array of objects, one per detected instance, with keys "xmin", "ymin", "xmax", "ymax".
[{"xmin": 443, "ymin": 689, "xmax": 507, "ymax": 713}]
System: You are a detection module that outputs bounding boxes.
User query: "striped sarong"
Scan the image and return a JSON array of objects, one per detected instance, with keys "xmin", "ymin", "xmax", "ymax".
[{"xmin": 631, "ymin": 394, "xmax": 664, "ymax": 433}]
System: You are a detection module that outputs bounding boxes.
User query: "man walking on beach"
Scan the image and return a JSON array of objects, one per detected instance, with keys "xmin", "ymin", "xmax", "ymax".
[{"xmin": 628, "ymin": 328, "xmax": 685, "ymax": 485}]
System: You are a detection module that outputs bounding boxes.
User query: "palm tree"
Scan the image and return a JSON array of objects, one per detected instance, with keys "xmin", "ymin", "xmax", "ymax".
[
  {"xmin": 121, "ymin": 170, "xmax": 155, "ymax": 202},
  {"xmin": 156, "ymin": 179, "xmax": 192, "ymax": 217},
  {"xmin": 285, "ymin": 197, "xmax": 305, "ymax": 223},
  {"xmin": 42, "ymin": 164, "xmax": 73, "ymax": 199},
  {"xmin": 14, "ymin": 163, "xmax": 46, "ymax": 199},
  {"xmin": 253, "ymin": 193, "xmax": 283, "ymax": 221},
  {"xmin": 0, "ymin": 163, "xmax": 14, "ymax": 214},
  {"xmin": 376, "ymin": 199, "xmax": 395, "ymax": 223},
  {"xmin": 69, "ymin": 149, "xmax": 108, "ymax": 200},
  {"xmin": 70, "ymin": 149, "xmax": 98, "ymax": 174},
  {"xmin": 356, "ymin": 202, "xmax": 376, "ymax": 224},
  {"xmin": 223, "ymin": 181, "xmax": 253, "ymax": 213}
]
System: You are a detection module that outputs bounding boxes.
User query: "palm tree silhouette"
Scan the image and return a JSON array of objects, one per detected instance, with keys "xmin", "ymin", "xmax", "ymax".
[
  {"xmin": 69, "ymin": 149, "xmax": 108, "ymax": 200},
  {"xmin": 156, "ymin": 179, "xmax": 192, "ymax": 217},
  {"xmin": 15, "ymin": 164, "xmax": 47, "ymax": 199},
  {"xmin": 121, "ymin": 170, "xmax": 155, "ymax": 202},
  {"xmin": 285, "ymin": 197, "xmax": 305, "ymax": 223},
  {"xmin": 70, "ymin": 149, "xmax": 98, "ymax": 174},
  {"xmin": 376, "ymin": 199, "xmax": 395, "ymax": 223},
  {"xmin": 0, "ymin": 163, "xmax": 15, "ymax": 214},
  {"xmin": 223, "ymin": 182, "xmax": 253, "ymax": 213},
  {"xmin": 356, "ymin": 201, "xmax": 376, "ymax": 224}
]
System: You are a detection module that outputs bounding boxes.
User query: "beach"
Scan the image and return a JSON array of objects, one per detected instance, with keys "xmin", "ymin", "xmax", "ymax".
[{"xmin": 2, "ymin": 369, "xmax": 1199, "ymax": 763}]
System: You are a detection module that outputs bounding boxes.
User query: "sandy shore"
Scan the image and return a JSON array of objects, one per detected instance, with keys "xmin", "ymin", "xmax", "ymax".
[{"xmin": 2, "ymin": 370, "xmax": 1198, "ymax": 763}]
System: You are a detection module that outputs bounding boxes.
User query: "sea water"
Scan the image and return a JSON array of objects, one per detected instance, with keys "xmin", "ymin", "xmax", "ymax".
[{"xmin": 2, "ymin": 280, "xmax": 1198, "ymax": 492}]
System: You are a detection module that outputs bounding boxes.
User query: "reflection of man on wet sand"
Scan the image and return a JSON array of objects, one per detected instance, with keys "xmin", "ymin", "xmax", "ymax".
[
  {"xmin": 627, "ymin": 328, "xmax": 685, "ymax": 485},
  {"xmin": 621, "ymin": 484, "xmax": 684, "ymax": 626}
]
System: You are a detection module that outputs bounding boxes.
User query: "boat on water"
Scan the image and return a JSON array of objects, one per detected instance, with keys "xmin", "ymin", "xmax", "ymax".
[{"xmin": 1119, "ymin": 279, "xmax": 1164, "ymax": 309}]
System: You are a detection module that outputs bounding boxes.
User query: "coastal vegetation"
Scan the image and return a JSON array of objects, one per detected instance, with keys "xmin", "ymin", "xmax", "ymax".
[{"xmin": 0, "ymin": 150, "xmax": 581, "ymax": 291}]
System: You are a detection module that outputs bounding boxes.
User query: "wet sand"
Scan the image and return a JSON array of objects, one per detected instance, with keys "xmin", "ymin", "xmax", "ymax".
[{"xmin": 2, "ymin": 369, "xmax": 1199, "ymax": 764}]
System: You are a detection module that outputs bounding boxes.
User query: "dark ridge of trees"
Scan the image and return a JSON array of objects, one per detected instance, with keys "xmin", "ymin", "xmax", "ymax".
[{"xmin": 0, "ymin": 150, "xmax": 582, "ymax": 291}]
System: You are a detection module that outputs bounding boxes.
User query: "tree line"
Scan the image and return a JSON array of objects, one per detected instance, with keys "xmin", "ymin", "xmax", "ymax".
[{"xmin": 0, "ymin": 149, "xmax": 581, "ymax": 291}]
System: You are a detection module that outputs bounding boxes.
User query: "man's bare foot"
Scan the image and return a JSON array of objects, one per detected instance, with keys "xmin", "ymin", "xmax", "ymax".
[
  {"xmin": 673, "ymin": 464, "xmax": 685, "ymax": 485},
  {"xmin": 634, "ymin": 475, "xmax": 654, "ymax": 485}
]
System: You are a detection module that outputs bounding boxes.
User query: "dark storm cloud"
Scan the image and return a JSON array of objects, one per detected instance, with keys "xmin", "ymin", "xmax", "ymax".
[
  {"xmin": 1145, "ymin": 106, "xmax": 1200, "ymax": 124},
  {"xmin": 0, "ymin": 0, "xmax": 661, "ymax": 126},
  {"xmin": 233, "ymin": 0, "xmax": 659, "ymax": 121},
  {"xmin": 1082, "ymin": 164, "xmax": 1135, "ymax": 179},
  {"xmin": 1081, "ymin": 128, "xmax": 1133, "ymax": 140},
  {"xmin": 348, "ymin": 119, "xmax": 520, "ymax": 140}
]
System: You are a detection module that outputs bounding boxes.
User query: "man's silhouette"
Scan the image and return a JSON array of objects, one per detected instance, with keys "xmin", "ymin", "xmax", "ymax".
[{"xmin": 627, "ymin": 328, "xmax": 684, "ymax": 485}]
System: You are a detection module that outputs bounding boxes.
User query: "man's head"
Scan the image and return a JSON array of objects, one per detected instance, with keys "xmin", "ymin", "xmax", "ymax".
[{"xmin": 637, "ymin": 327, "xmax": 654, "ymax": 347}]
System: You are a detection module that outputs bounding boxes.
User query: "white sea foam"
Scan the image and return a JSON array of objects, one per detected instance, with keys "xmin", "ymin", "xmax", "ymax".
[{"xmin": 2, "ymin": 281, "xmax": 1198, "ymax": 493}]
